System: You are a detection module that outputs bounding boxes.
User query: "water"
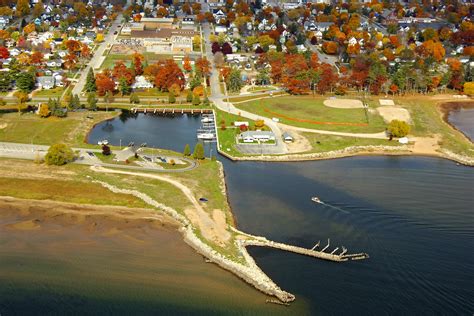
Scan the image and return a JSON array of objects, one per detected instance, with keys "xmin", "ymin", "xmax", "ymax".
[
  {"xmin": 448, "ymin": 107, "xmax": 474, "ymax": 141},
  {"xmin": 2, "ymin": 114, "xmax": 474, "ymax": 314}
]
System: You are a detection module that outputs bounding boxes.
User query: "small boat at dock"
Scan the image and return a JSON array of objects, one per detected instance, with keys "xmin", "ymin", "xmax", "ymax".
[
  {"xmin": 201, "ymin": 117, "xmax": 214, "ymax": 123},
  {"xmin": 197, "ymin": 133, "xmax": 215, "ymax": 140}
]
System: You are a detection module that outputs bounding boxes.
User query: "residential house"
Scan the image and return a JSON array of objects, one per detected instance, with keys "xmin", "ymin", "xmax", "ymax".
[
  {"xmin": 37, "ymin": 76, "xmax": 55, "ymax": 90},
  {"xmin": 131, "ymin": 76, "xmax": 154, "ymax": 89}
]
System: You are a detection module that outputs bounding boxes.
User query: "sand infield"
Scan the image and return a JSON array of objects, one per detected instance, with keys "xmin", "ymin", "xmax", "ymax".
[{"xmin": 323, "ymin": 99, "xmax": 364, "ymax": 109}]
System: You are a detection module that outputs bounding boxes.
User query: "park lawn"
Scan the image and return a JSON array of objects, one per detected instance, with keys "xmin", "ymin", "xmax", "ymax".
[
  {"xmin": 248, "ymin": 86, "xmax": 277, "ymax": 93},
  {"xmin": 32, "ymin": 87, "xmax": 65, "ymax": 98},
  {"xmin": 228, "ymin": 91, "xmax": 287, "ymax": 103},
  {"xmin": 235, "ymin": 95, "xmax": 387, "ymax": 133},
  {"xmin": 301, "ymin": 133, "xmax": 402, "ymax": 154}
]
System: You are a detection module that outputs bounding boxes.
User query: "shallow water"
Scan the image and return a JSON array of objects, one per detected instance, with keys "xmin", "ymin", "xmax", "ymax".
[{"xmin": 448, "ymin": 107, "xmax": 474, "ymax": 141}]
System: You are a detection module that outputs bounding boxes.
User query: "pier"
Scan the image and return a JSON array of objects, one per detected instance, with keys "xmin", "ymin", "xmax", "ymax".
[
  {"xmin": 241, "ymin": 238, "xmax": 369, "ymax": 262},
  {"xmin": 131, "ymin": 108, "xmax": 213, "ymax": 115}
]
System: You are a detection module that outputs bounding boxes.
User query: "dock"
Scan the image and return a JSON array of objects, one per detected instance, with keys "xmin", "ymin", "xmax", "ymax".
[
  {"xmin": 131, "ymin": 108, "xmax": 213, "ymax": 115},
  {"xmin": 241, "ymin": 238, "xmax": 369, "ymax": 262}
]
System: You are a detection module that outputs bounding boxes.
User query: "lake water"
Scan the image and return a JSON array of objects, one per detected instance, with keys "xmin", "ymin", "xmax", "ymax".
[
  {"xmin": 448, "ymin": 107, "xmax": 474, "ymax": 141},
  {"xmin": 2, "ymin": 114, "xmax": 473, "ymax": 314}
]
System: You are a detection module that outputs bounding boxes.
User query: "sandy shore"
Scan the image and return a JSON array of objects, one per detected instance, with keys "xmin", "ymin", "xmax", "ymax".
[{"xmin": 0, "ymin": 196, "xmax": 180, "ymax": 231}]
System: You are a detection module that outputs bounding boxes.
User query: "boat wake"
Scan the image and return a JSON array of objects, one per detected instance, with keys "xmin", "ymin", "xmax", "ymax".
[{"xmin": 312, "ymin": 197, "xmax": 350, "ymax": 214}]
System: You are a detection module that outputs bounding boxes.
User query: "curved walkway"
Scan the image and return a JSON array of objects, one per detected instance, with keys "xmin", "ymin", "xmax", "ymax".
[{"xmin": 280, "ymin": 124, "xmax": 388, "ymax": 139}]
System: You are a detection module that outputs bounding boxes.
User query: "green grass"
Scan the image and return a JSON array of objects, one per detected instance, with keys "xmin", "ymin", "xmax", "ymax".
[
  {"xmin": 228, "ymin": 92, "xmax": 287, "ymax": 103},
  {"xmin": 32, "ymin": 87, "xmax": 65, "ymax": 98},
  {"xmin": 235, "ymin": 95, "xmax": 387, "ymax": 133},
  {"xmin": 248, "ymin": 86, "xmax": 277, "ymax": 93}
]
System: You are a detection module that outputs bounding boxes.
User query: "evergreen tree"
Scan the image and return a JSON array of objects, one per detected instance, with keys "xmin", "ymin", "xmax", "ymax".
[
  {"xmin": 186, "ymin": 90, "xmax": 193, "ymax": 102},
  {"xmin": 16, "ymin": 72, "xmax": 35, "ymax": 92},
  {"xmin": 119, "ymin": 77, "xmax": 131, "ymax": 96},
  {"xmin": 87, "ymin": 92, "xmax": 97, "ymax": 110},
  {"xmin": 69, "ymin": 94, "xmax": 80, "ymax": 110},
  {"xmin": 189, "ymin": 73, "xmax": 202, "ymax": 91},
  {"xmin": 183, "ymin": 144, "xmax": 191, "ymax": 156},
  {"xmin": 84, "ymin": 68, "xmax": 96, "ymax": 92},
  {"xmin": 226, "ymin": 68, "xmax": 243, "ymax": 93},
  {"xmin": 193, "ymin": 143, "xmax": 205, "ymax": 159}
]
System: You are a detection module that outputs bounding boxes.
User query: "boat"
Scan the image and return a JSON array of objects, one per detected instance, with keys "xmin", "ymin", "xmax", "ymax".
[
  {"xmin": 197, "ymin": 133, "xmax": 215, "ymax": 140},
  {"xmin": 311, "ymin": 197, "xmax": 322, "ymax": 203},
  {"xmin": 201, "ymin": 117, "xmax": 214, "ymax": 123}
]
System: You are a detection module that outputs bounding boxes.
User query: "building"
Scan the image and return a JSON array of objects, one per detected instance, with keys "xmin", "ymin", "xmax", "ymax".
[
  {"xmin": 132, "ymin": 76, "xmax": 154, "ymax": 89},
  {"xmin": 239, "ymin": 131, "xmax": 276, "ymax": 143},
  {"xmin": 131, "ymin": 29, "xmax": 195, "ymax": 54},
  {"xmin": 141, "ymin": 17, "xmax": 174, "ymax": 29}
]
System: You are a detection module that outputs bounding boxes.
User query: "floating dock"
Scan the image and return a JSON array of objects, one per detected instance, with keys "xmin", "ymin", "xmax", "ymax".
[{"xmin": 131, "ymin": 108, "xmax": 213, "ymax": 115}]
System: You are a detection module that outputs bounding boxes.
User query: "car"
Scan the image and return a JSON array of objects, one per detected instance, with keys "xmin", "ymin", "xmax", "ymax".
[{"xmin": 113, "ymin": 31, "xmax": 118, "ymax": 35}]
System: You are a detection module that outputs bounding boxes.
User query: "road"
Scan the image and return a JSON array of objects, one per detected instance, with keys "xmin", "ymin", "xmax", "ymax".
[
  {"xmin": 71, "ymin": 0, "xmax": 132, "ymax": 96},
  {"xmin": 0, "ymin": 142, "xmax": 197, "ymax": 173},
  {"xmin": 201, "ymin": 18, "xmax": 288, "ymax": 155}
]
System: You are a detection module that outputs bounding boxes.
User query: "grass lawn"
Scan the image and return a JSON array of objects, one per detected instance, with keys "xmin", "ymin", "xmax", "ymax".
[
  {"xmin": 228, "ymin": 92, "xmax": 287, "ymax": 103},
  {"xmin": 235, "ymin": 95, "xmax": 387, "ymax": 133},
  {"xmin": 32, "ymin": 87, "xmax": 65, "ymax": 98},
  {"xmin": 248, "ymin": 86, "xmax": 277, "ymax": 93},
  {"xmin": 0, "ymin": 111, "xmax": 116, "ymax": 147}
]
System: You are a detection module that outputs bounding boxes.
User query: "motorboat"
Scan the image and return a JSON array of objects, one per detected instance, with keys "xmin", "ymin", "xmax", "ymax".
[
  {"xmin": 201, "ymin": 117, "xmax": 214, "ymax": 123},
  {"xmin": 197, "ymin": 133, "xmax": 215, "ymax": 140},
  {"xmin": 311, "ymin": 197, "xmax": 322, "ymax": 203}
]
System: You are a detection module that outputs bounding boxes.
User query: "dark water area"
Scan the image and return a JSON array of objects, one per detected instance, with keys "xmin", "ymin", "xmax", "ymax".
[
  {"xmin": 2, "ymin": 114, "xmax": 474, "ymax": 314},
  {"xmin": 87, "ymin": 112, "xmax": 213, "ymax": 155},
  {"xmin": 447, "ymin": 107, "xmax": 474, "ymax": 141}
]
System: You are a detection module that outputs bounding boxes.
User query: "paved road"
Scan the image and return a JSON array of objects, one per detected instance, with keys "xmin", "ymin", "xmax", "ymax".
[
  {"xmin": 71, "ymin": 0, "xmax": 132, "ymax": 96},
  {"xmin": 0, "ymin": 142, "xmax": 197, "ymax": 173}
]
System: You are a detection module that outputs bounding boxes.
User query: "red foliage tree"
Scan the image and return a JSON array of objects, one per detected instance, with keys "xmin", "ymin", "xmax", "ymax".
[
  {"xmin": 112, "ymin": 61, "xmax": 135, "ymax": 85},
  {"xmin": 317, "ymin": 64, "xmax": 337, "ymax": 94},
  {"xmin": 132, "ymin": 52, "xmax": 144, "ymax": 75},
  {"xmin": 221, "ymin": 42, "xmax": 233, "ymax": 55},
  {"xmin": 96, "ymin": 71, "xmax": 115, "ymax": 96},
  {"xmin": 0, "ymin": 46, "xmax": 9, "ymax": 59},
  {"xmin": 211, "ymin": 42, "xmax": 221, "ymax": 54},
  {"xmin": 154, "ymin": 59, "xmax": 185, "ymax": 92},
  {"xmin": 183, "ymin": 56, "xmax": 192, "ymax": 73},
  {"xmin": 195, "ymin": 57, "xmax": 211, "ymax": 77}
]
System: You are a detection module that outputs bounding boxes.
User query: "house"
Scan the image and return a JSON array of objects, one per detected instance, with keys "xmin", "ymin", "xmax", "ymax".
[
  {"xmin": 37, "ymin": 76, "xmax": 55, "ymax": 90},
  {"xmin": 282, "ymin": 132, "xmax": 294, "ymax": 143},
  {"xmin": 46, "ymin": 60, "xmax": 62, "ymax": 68},
  {"xmin": 215, "ymin": 25, "xmax": 227, "ymax": 34},
  {"xmin": 132, "ymin": 76, "xmax": 153, "ymax": 89},
  {"xmin": 239, "ymin": 131, "xmax": 276, "ymax": 143}
]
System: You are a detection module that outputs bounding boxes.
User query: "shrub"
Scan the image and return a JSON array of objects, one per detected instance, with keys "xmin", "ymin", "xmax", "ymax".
[
  {"xmin": 387, "ymin": 120, "xmax": 410, "ymax": 138},
  {"xmin": 44, "ymin": 144, "xmax": 74, "ymax": 166}
]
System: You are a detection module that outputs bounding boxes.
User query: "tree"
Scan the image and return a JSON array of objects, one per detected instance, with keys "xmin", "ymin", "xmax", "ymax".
[
  {"xmin": 32, "ymin": 1, "xmax": 44, "ymax": 18},
  {"xmin": 0, "ymin": 72, "xmax": 12, "ymax": 92},
  {"xmin": 192, "ymin": 94, "xmax": 201, "ymax": 106},
  {"xmin": 193, "ymin": 143, "xmax": 205, "ymax": 159},
  {"xmin": 38, "ymin": 104, "xmax": 50, "ymax": 117},
  {"xmin": 87, "ymin": 92, "xmax": 97, "ymax": 110},
  {"xmin": 130, "ymin": 93, "xmax": 140, "ymax": 104},
  {"xmin": 95, "ymin": 33, "xmax": 104, "ymax": 43},
  {"xmin": 95, "ymin": 72, "xmax": 115, "ymax": 96},
  {"xmin": 168, "ymin": 92, "xmax": 176, "ymax": 103},
  {"xmin": 118, "ymin": 77, "xmax": 131, "ymax": 96},
  {"xmin": 102, "ymin": 144, "xmax": 111, "ymax": 156},
  {"xmin": 183, "ymin": 56, "xmax": 192, "ymax": 73},
  {"xmin": 85, "ymin": 68, "xmax": 96, "ymax": 92},
  {"xmin": 186, "ymin": 90, "xmax": 193, "ymax": 103},
  {"xmin": 22, "ymin": 23, "xmax": 35, "ymax": 35},
  {"xmin": 154, "ymin": 59, "xmax": 185, "ymax": 92},
  {"xmin": 16, "ymin": 72, "xmax": 35, "ymax": 92},
  {"xmin": 226, "ymin": 68, "xmax": 244, "ymax": 93},
  {"xmin": 16, "ymin": 0, "xmax": 30, "ymax": 17},
  {"xmin": 132, "ymin": 52, "xmax": 144, "ymax": 75},
  {"xmin": 322, "ymin": 41, "xmax": 338, "ymax": 54},
  {"xmin": 45, "ymin": 144, "xmax": 74, "ymax": 166},
  {"xmin": 183, "ymin": 144, "xmax": 191, "ymax": 156},
  {"xmin": 388, "ymin": 120, "xmax": 410, "ymax": 138},
  {"xmin": 0, "ymin": 46, "xmax": 9, "ymax": 59},
  {"xmin": 464, "ymin": 82, "xmax": 474, "ymax": 95},
  {"xmin": 68, "ymin": 94, "xmax": 81, "ymax": 110}
]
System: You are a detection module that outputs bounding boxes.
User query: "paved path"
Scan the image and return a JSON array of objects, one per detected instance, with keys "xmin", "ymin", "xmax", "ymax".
[
  {"xmin": 280, "ymin": 124, "xmax": 388, "ymax": 139},
  {"xmin": 71, "ymin": 0, "xmax": 132, "ymax": 96},
  {"xmin": 0, "ymin": 142, "xmax": 197, "ymax": 173}
]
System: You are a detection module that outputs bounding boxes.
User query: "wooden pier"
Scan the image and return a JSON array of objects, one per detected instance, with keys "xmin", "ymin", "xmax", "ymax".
[
  {"xmin": 242, "ymin": 238, "xmax": 369, "ymax": 262},
  {"xmin": 131, "ymin": 108, "xmax": 213, "ymax": 115}
]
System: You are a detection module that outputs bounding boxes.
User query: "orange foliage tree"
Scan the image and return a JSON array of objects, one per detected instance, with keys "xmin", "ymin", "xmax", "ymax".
[
  {"xmin": 322, "ymin": 41, "xmax": 338, "ymax": 54},
  {"xmin": 154, "ymin": 59, "xmax": 185, "ymax": 92},
  {"xmin": 96, "ymin": 71, "xmax": 115, "ymax": 96}
]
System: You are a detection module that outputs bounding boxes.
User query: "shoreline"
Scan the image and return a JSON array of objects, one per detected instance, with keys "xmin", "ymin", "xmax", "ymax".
[
  {"xmin": 218, "ymin": 145, "xmax": 474, "ymax": 167},
  {"xmin": 438, "ymin": 101, "xmax": 474, "ymax": 143}
]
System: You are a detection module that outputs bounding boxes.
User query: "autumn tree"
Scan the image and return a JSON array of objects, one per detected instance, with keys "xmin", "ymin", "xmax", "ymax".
[
  {"xmin": 183, "ymin": 56, "xmax": 192, "ymax": 73},
  {"xmin": 0, "ymin": 46, "xmax": 10, "ymax": 59},
  {"xmin": 16, "ymin": 0, "xmax": 30, "ymax": 17},
  {"xmin": 132, "ymin": 52, "xmax": 144, "ymax": 75},
  {"xmin": 322, "ymin": 41, "xmax": 338, "ymax": 55},
  {"xmin": 95, "ymin": 71, "xmax": 115, "ymax": 96},
  {"xmin": 32, "ymin": 1, "xmax": 44, "ymax": 18},
  {"xmin": 154, "ymin": 60, "xmax": 185, "ymax": 92},
  {"xmin": 195, "ymin": 57, "xmax": 211, "ymax": 78}
]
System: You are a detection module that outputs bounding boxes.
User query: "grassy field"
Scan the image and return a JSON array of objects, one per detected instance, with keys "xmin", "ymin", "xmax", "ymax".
[
  {"xmin": 32, "ymin": 87, "xmax": 65, "ymax": 98},
  {"xmin": 228, "ymin": 92, "xmax": 287, "ymax": 103},
  {"xmin": 235, "ymin": 95, "xmax": 387, "ymax": 133},
  {"xmin": 0, "ymin": 111, "xmax": 116, "ymax": 147}
]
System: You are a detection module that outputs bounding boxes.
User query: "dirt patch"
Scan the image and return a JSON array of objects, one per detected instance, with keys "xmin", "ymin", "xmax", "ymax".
[
  {"xmin": 411, "ymin": 135, "xmax": 441, "ymax": 155},
  {"xmin": 324, "ymin": 99, "xmax": 364, "ymax": 109},
  {"xmin": 282, "ymin": 129, "xmax": 312, "ymax": 153},
  {"xmin": 0, "ymin": 123, "xmax": 7, "ymax": 129},
  {"xmin": 377, "ymin": 106, "xmax": 411, "ymax": 123},
  {"xmin": 109, "ymin": 44, "xmax": 145, "ymax": 55}
]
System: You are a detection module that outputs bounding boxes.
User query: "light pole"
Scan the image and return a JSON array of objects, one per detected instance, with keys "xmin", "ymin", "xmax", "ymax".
[
  {"xmin": 120, "ymin": 139, "xmax": 122, "ymax": 150},
  {"xmin": 209, "ymin": 148, "xmax": 213, "ymax": 160}
]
